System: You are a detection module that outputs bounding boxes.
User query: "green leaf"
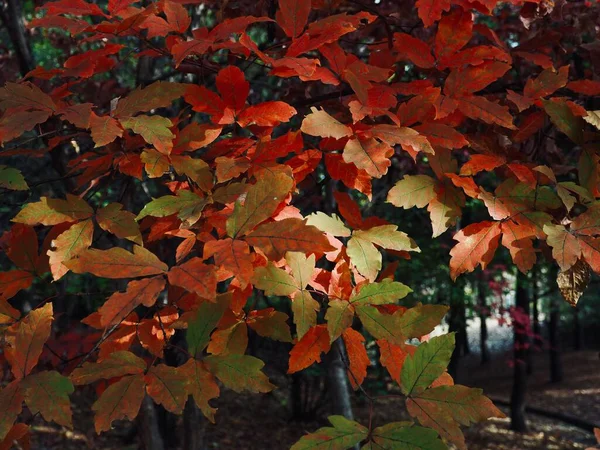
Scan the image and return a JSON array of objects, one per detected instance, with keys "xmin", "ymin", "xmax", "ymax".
[
  {"xmin": 350, "ymin": 279, "xmax": 412, "ymax": 305},
  {"xmin": 204, "ymin": 354, "xmax": 275, "ymax": 393},
  {"xmin": 21, "ymin": 370, "xmax": 74, "ymax": 428},
  {"xmin": 251, "ymin": 262, "xmax": 298, "ymax": 297},
  {"xmin": 364, "ymin": 422, "xmax": 447, "ymax": 450},
  {"xmin": 401, "ymin": 334, "xmax": 455, "ymax": 396},
  {"xmin": 406, "ymin": 385, "xmax": 505, "ymax": 450},
  {"xmin": 398, "ymin": 305, "xmax": 449, "ymax": 339},
  {"xmin": 387, "ymin": 175, "xmax": 437, "ymax": 209},
  {"xmin": 120, "ymin": 115, "xmax": 175, "ymax": 154},
  {"xmin": 325, "ymin": 300, "xmax": 355, "ymax": 343},
  {"xmin": 292, "ymin": 290, "xmax": 320, "ymax": 339},
  {"xmin": 355, "ymin": 304, "xmax": 404, "ymax": 344},
  {"xmin": 12, "ymin": 194, "xmax": 93, "ymax": 226},
  {"xmin": 186, "ymin": 293, "xmax": 230, "ymax": 357},
  {"xmin": 0, "ymin": 165, "xmax": 28, "ymax": 191},
  {"xmin": 136, "ymin": 189, "xmax": 208, "ymax": 226},
  {"xmin": 542, "ymin": 98, "xmax": 585, "ymax": 144},
  {"xmin": 291, "ymin": 415, "xmax": 368, "ymax": 450}
]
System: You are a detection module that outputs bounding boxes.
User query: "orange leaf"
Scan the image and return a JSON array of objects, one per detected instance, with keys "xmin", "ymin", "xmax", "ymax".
[
  {"xmin": 168, "ymin": 258, "xmax": 217, "ymax": 301},
  {"xmin": 342, "ymin": 328, "xmax": 370, "ymax": 389},
  {"xmin": 245, "ymin": 218, "xmax": 335, "ymax": 260},
  {"xmin": 5, "ymin": 303, "xmax": 53, "ymax": 380},
  {"xmin": 288, "ymin": 324, "xmax": 331, "ymax": 374},
  {"xmin": 47, "ymin": 219, "xmax": 94, "ymax": 281},
  {"xmin": 449, "ymin": 221, "xmax": 501, "ymax": 280},
  {"xmin": 65, "ymin": 245, "xmax": 168, "ymax": 279},
  {"xmin": 97, "ymin": 277, "xmax": 166, "ymax": 328},
  {"xmin": 92, "ymin": 374, "xmax": 145, "ymax": 433}
]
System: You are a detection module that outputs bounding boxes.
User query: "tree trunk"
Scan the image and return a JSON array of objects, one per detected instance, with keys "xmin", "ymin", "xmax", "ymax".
[
  {"xmin": 324, "ymin": 338, "xmax": 355, "ymax": 420},
  {"xmin": 510, "ymin": 270, "xmax": 529, "ymax": 432},
  {"xmin": 138, "ymin": 395, "xmax": 166, "ymax": 450},
  {"xmin": 572, "ymin": 307, "xmax": 583, "ymax": 351},
  {"xmin": 548, "ymin": 295, "xmax": 564, "ymax": 383},
  {"xmin": 0, "ymin": 0, "xmax": 35, "ymax": 76},
  {"xmin": 477, "ymin": 275, "xmax": 490, "ymax": 365},
  {"xmin": 447, "ymin": 281, "xmax": 465, "ymax": 382},
  {"xmin": 183, "ymin": 398, "xmax": 207, "ymax": 450}
]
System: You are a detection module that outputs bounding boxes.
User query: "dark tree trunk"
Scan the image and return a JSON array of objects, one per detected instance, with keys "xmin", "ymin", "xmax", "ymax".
[
  {"xmin": 510, "ymin": 270, "xmax": 529, "ymax": 432},
  {"xmin": 183, "ymin": 398, "xmax": 207, "ymax": 450},
  {"xmin": 478, "ymin": 275, "xmax": 490, "ymax": 365},
  {"xmin": 0, "ymin": 0, "xmax": 35, "ymax": 76},
  {"xmin": 448, "ymin": 281, "xmax": 465, "ymax": 382},
  {"xmin": 548, "ymin": 296, "xmax": 564, "ymax": 383},
  {"xmin": 324, "ymin": 338, "xmax": 355, "ymax": 420},
  {"xmin": 138, "ymin": 395, "xmax": 166, "ymax": 450},
  {"xmin": 527, "ymin": 268, "xmax": 539, "ymax": 375},
  {"xmin": 572, "ymin": 307, "xmax": 583, "ymax": 351}
]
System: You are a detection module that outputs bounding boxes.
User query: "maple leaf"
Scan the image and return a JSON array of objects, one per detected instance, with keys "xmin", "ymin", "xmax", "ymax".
[
  {"xmin": 65, "ymin": 245, "xmax": 168, "ymax": 278},
  {"xmin": 251, "ymin": 262, "xmax": 298, "ymax": 296},
  {"xmin": 226, "ymin": 170, "xmax": 294, "ymax": 238},
  {"xmin": 12, "ymin": 194, "xmax": 93, "ymax": 226},
  {"xmin": 292, "ymin": 290, "xmax": 320, "ymax": 339},
  {"xmin": 288, "ymin": 324, "xmax": 331, "ymax": 373},
  {"xmin": 342, "ymin": 328, "xmax": 369, "ymax": 389},
  {"xmin": 185, "ymin": 292, "xmax": 230, "ymax": 357},
  {"xmin": 204, "ymin": 238, "xmax": 254, "ymax": 287},
  {"xmin": 387, "ymin": 175, "xmax": 437, "ymax": 209},
  {"xmin": 415, "ymin": 0, "xmax": 451, "ymax": 27},
  {"xmin": 216, "ymin": 65, "xmax": 249, "ymax": 115},
  {"xmin": 290, "ymin": 415, "xmax": 368, "ymax": 450},
  {"xmin": 557, "ymin": 259, "xmax": 591, "ymax": 307},
  {"xmin": 145, "ymin": 364, "xmax": 188, "ymax": 414},
  {"xmin": 114, "ymin": 81, "xmax": 186, "ymax": 118},
  {"xmin": 349, "ymin": 279, "xmax": 412, "ymax": 306},
  {"xmin": 348, "ymin": 225, "xmax": 420, "ymax": 281},
  {"xmin": 70, "ymin": 351, "xmax": 147, "ymax": 385},
  {"xmin": 401, "ymin": 333, "xmax": 455, "ymax": 396},
  {"xmin": 168, "ymin": 258, "xmax": 217, "ymax": 301},
  {"xmin": 0, "ymin": 381, "xmax": 23, "ymax": 441},
  {"xmin": 245, "ymin": 218, "xmax": 335, "ymax": 260},
  {"xmin": 276, "ymin": 0, "xmax": 311, "ymax": 38},
  {"xmin": 355, "ymin": 304, "xmax": 404, "ymax": 344},
  {"xmin": 97, "ymin": 277, "xmax": 165, "ymax": 328},
  {"xmin": 120, "ymin": 115, "xmax": 175, "ymax": 154},
  {"xmin": 0, "ymin": 165, "xmax": 28, "ymax": 190},
  {"xmin": 247, "ymin": 308, "xmax": 293, "ymax": 342},
  {"xmin": 300, "ymin": 107, "xmax": 352, "ymax": 139},
  {"xmin": 371, "ymin": 124, "xmax": 434, "ymax": 155},
  {"xmin": 343, "ymin": 136, "xmax": 393, "ymax": 178},
  {"xmin": 5, "ymin": 303, "xmax": 53, "ymax": 380},
  {"xmin": 406, "ymin": 384, "xmax": 505, "ymax": 450},
  {"xmin": 21, "ymin": 371, "xmax": 74, "ymax": 429},
  {"xmin": 137, "ymin": 189, "xmax": 209, "ymax": 227},
  {"xmin": 92, "ymin": 374, "xmax": 146, "ymax": 433},
  {"xmin": 236, "ymin": 101, "xmax": 297, "ymax": 127},
  {"xmin": 325, "ymin": 299, "xmax": 354, "ymax": 343},
  {"xmin": 365, "ymin": 422, "xmax": 446, "ymax": 450},
  {"xmin": 204, "ymin": 354, "xmax": 275, "ymax": 393},
  {"xmin": 47, "ymin": 219, "xmax": 94, "ymax": 281},
  {"xmin": 378, "ymin": 340, "xmax": 416, "ymax": 385},
  {"xmin": 306, "ymin": 212, "xmax": 351, "ymax": 237},
  {"xmin": 179, "ymin": 359, "xmax": 220, "ymax": 422},
  {"xmin": 96, "ymin": 203, "xmax": 142, "ymax": 245},
  {"xmin": 89, "ymin": 113, "xmax": 123, "ymax": 147},
  {"xmin": 449, "ymin": 221, "xmax": 502, "ymax": 280},
  {"xmin": 0, "ymin": 270, "xmax": 35, "ymax": 302},
  {"xmin": 398, "ymin": 304, "xmax": 449, "ymax": 339},
  {"xmin": 544, "ymin": 224, "xmax": 580, "ymax": 272}
]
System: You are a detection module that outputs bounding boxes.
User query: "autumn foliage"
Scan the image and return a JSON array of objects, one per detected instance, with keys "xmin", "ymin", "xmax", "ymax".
[{"xmin": 1, "ymin": 0, "xmax": 599, "ymax": 448}]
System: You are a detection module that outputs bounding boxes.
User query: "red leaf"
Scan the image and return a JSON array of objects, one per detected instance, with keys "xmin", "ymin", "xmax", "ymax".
[
  {"xmin": 342, "ymin": 328, "xmax": 370, "ymax": 389},
  {"xmin": 276, "ymin": 0, "xmax": 311, "ymax": 38},
  {"xmin": 168, "ymin": 258, "xmax": 217, "ymax": 301},
  {"xmin": 216, "ymin": 66, "xmax": 249, "ymax": 115},
  {"xmin": 434, "ymin": 8, "xmax": 472, "ymax": 59}
]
